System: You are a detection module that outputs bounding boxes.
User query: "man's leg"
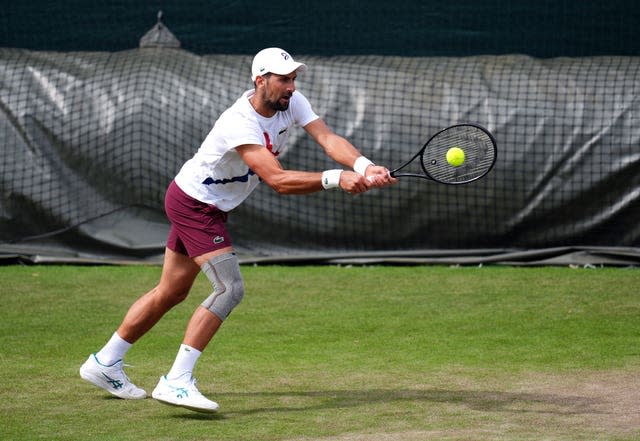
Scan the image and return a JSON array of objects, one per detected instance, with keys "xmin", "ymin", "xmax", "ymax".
[
  {"xmin": 116, "ymin": 248, "xmax": 201, "ymax": 343},
  {"xmin": 151, "ymin": 248, "xmax": 242, "ymax": 413},
  {"xmin": 80, "ymin": 247, "xmax": 200, "ymax": 399}
]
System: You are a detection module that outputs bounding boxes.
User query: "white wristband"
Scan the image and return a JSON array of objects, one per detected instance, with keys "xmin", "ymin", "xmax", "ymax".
[
  {"xmin": 321, "ymin": 169, "xmax": 343, "ymax": 190},
  {"xmin": 353, "ymin": 156, "xmax": 374, "ymax": 176}
]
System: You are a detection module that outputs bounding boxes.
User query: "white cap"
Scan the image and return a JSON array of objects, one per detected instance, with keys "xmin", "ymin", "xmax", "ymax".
[{"xmin": 251, "ymin": 47, "xmax": 307, "ymax": 81}]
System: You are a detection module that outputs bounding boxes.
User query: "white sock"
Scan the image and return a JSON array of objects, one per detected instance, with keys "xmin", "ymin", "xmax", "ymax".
[
  {"xmin": 166, "ymin": 344, "xmax": 202, "ymax": 380},
  {"xmin": 95, "ymin": 332, "xmax": 132, "ymax": 366}
]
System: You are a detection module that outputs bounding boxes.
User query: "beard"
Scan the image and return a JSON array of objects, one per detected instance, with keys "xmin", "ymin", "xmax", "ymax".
[{"xmin": 265, "ymin": 96, "xmax": 290, "ymax": 112}]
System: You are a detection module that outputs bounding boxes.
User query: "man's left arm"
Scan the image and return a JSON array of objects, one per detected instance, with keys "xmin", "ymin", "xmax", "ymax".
[{"xmin": 303, "ymin": 119, "xmax": 396, "ymax": 186}]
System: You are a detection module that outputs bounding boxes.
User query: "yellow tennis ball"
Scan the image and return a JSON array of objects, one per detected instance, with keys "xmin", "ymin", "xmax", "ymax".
[{"xmin": 446, "ymin": 147, "xmax": 465, "ymax": 167}]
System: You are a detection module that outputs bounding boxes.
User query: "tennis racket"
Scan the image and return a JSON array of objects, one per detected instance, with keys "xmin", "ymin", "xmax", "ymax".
[{"xmin": 390, "ymin": 123, "xmax": 497, "ymax": 185}]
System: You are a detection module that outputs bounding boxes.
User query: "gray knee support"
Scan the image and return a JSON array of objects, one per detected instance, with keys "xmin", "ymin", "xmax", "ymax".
[{"xmin": 201, "ymin": 252, "xmax": 244, "ymax": 321}]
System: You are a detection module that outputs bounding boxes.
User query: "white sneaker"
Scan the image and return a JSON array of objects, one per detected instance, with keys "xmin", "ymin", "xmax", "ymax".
[
  {"xmin": 79, "ymin": 354, "xmax": 147, "ymax": 399},
  {"xmin": 152, "ymin": 373, "xmax": 219, "ymax": 413}
]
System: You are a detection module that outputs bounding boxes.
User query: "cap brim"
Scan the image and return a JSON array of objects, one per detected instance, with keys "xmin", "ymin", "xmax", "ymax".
[
  {"xmin": 251, "ymin": 61, "xmax": 307, "ymax": 81},
  {"xmin": 271, "ymin": 62, "xmax": 307, "ymax": 76}
]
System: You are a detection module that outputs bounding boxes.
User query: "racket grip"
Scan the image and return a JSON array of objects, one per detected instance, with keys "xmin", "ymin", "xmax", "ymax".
[{"xmin": 367, "ymin": 170, "xmax": 394, "ymax": 182}]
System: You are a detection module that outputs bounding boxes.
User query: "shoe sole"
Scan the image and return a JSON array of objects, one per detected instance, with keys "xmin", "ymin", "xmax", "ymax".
[{"xmin": 152, "ymin": 394, "xmax": 219, "ymax": 413}]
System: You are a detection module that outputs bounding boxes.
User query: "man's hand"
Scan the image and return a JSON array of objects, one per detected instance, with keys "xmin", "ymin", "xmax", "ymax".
[
  {"xmin": 338, "ymin": 171, "xmax": 371, "ymax": 194},
  {"xmin": 340, "ymin": 166, "xmax": 398, "ymax": 194},
  {"xmin": 365, "ymin": 165, "xmax": 398, "ymax": 187}
]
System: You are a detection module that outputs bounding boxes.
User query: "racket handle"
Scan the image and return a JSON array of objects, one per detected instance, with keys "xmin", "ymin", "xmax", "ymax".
[{"xmin": 367, "ymin": 170, "xmax": 394, "ymax": 182}]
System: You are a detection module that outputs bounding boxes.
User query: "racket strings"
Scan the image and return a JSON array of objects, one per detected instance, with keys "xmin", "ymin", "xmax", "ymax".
[{"xmin": 422, "ymin": 125, "xmax": 496, "ymax": 184}]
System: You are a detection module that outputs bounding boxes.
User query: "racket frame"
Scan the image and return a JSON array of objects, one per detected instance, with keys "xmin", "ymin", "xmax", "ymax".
[{"xmin": 390, "ymin": 123, "xmax": 497, "ymax": 185}]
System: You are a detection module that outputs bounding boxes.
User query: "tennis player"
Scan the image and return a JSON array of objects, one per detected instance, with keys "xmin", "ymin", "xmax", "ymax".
[{"xmin": 80, "ymin": 47, "xmax": 396, "ymax": 412}]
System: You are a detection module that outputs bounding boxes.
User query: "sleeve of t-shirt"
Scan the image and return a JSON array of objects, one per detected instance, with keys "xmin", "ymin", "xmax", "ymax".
[
  {"xmin": 291, "ymin": 91, "xmax": 320, "ymax": 127},
  {"xmin": 216, "ymin": 110, "xmax": 264, "ymax": 150}
]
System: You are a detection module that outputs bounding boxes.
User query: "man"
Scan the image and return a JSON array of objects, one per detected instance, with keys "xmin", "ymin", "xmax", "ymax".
[{"xmin": 80, "ymin": 47, "xmax": 396, "ymax": 413}]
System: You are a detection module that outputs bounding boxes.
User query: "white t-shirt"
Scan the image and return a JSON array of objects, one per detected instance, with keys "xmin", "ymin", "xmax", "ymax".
[{"xmin": 174, "ymin": 89, "xmax": 319, "ymax": 211}]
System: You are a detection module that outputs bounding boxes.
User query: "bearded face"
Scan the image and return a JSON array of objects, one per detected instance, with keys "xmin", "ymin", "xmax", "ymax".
[{"xmin": 258, "ymin": 73, "xmax": 296, "ymax": 112}]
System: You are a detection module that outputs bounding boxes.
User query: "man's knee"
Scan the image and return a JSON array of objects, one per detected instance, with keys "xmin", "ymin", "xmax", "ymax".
[{"xmin": 200, "ymin": 253, "xmax": 244, "ymax": 321}]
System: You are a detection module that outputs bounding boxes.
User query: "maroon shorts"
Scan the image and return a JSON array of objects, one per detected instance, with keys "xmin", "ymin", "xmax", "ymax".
[{"xmin": 164, "ymin": 180, "xmax": 232, "ymax": 258}]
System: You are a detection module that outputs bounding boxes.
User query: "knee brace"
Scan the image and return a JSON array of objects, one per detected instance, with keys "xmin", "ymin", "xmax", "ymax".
[{"xmin": 201, "ymin": 252, "xmax": 244, "ymax": 321}]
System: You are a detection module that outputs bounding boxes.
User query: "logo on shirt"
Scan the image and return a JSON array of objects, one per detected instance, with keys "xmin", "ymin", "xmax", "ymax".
[{"xmin": 263, "ymin": 131, "xmax": 279, "ymax": 157}]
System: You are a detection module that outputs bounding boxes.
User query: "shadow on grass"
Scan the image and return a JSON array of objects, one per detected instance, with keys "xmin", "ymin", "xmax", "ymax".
[{"xmin": 210, "ymin": 388, "xmax": 605, "ymax": 418}]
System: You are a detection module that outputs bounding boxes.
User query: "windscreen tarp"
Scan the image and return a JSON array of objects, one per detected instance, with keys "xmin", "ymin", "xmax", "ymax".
[{"xmin": 1, "ymin": 48, "xmax": 638, "ymax": 265}]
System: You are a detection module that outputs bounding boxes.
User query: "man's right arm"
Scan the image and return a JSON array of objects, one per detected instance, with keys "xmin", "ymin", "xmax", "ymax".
[{"xmin": 236, "ymin": 144, "xmax": 371, "ymax": 194}]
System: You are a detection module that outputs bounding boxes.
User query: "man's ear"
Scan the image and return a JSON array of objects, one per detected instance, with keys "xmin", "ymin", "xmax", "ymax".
[{"xmin": 254, "ymin": 75, "xmax": 266, "ymax": 89}]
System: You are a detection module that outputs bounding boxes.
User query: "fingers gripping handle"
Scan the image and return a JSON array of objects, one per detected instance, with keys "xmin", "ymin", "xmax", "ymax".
[{"xmin": 367, "ymin": 170, "xmax": 394, "ymax": 182}]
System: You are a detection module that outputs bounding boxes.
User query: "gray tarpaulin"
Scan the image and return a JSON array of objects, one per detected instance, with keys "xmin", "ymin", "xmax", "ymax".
[{"xmin": 1, "ymin": 47, "xmax": 639, "ymax": 265}]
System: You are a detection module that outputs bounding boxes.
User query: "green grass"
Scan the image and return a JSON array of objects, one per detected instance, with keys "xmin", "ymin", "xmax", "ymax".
[{"xmin": 1, "ymin": 265, "xmax": 639, "ymax": 440}]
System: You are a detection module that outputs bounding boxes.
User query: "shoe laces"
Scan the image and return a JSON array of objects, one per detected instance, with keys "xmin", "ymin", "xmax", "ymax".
[
  {"xmin": 183, "ymin": 376, "xmax": 206, "ymax": 397},
  {"xmin": 116, "ymin": 362, "xmax": 136, "ymax": 384}
]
